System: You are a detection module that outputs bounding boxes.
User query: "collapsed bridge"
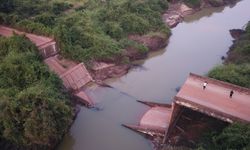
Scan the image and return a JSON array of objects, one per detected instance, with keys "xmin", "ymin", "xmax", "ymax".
[{"xmin": 124, "ymin": 73, "xmax": 250, "ymax": 145}]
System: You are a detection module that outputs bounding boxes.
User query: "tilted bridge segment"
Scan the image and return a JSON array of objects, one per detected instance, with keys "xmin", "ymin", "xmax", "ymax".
[
  {"xmin": 0, "ymin": 25, "xmax": 94, "ymax": 107},
  {"xmin": 124, "ymin": 73, "xmax": 250, "ymax": 145}
]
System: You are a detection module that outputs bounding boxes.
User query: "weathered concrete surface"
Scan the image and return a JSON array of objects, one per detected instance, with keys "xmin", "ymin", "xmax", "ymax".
[
  {"xmin": 126, "ymin": 73, "xmax": 250, "ymax": 146},
  {"xmin": 75, "ymin": 90, "xmax": 94, "ymax": 106},
  {"xmin": 45, "ymin": 57, "xmax": 94, "ymax": 106},
  {"xmin": 140, "ymin": 107, "xmax": 172, "ymax": 132},
  {"xmin": 176, "ymin": 73, "xmax": 250, "ymax": 123},
  {"xmin": 60, "ymin": 63, "xmax": 93, "ymax": 91},
  {"xmin": 44, "ymin": 56, "xmax": 67, "ymax": 75},
  {"xmin": 44, "ymin": 56, "xmax": 91, "ymax": 90}
]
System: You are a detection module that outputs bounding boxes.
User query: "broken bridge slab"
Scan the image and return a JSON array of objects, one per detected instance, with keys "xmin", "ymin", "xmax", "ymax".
[
  {"xmin": 176, "ymin": 73, "xmax": 250, "ymax": 123},
  {"xmin": 60, "ymin": 63, "xmax": 93, "ymax": 91},
  {"xmin": 140, "ymin": 106, "xmax": 172, "ymax": 132}
]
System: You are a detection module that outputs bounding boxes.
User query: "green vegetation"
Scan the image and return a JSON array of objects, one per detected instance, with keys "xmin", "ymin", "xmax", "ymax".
[
  {"xmin": 208, "ymin": 22, "xmax": 250, "ymax": 87},
  {"xmin": 197, "ymin": 21, "xmax": 250, "ymax": 150},
  {"xmin": 197, "ymin": 123, "xmax": 250, "ymax": 150},
  {"xmin": 0, "ymin": 0, "xmax": 170, "ymax": 64},
  {"xmin": 0, "ymin": 35, "xmax": 73, "ymax": 149},
  {"xmin": 209, "ymin": 64, "xmax": 250, "ymax": 88},
  {"xmin": 183, "ymin": 0, "xmax": 201, "ymax": 8}
]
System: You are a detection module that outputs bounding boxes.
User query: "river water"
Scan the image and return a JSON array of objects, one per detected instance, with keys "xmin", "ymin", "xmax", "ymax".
[{"xmin": 58, "ymin": 1, "xmax": 250, "ymax": 150}]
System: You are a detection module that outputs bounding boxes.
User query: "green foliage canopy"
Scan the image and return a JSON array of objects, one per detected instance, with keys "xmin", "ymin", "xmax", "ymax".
[
  {"xmin": 0, "ymin": 0, "xmax": 170, "ymax": 63},
  {"xmin": 0, "ymin": 35, "xmax": 73, "ymax": 148}
]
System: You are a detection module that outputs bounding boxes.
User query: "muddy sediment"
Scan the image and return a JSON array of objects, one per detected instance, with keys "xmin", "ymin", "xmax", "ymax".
[{"xmin": 90, "ymin": 33, "xmax": 169, "ymax": 81}]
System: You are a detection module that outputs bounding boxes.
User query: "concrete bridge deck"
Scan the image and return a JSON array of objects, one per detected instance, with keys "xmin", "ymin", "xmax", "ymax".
[
  {"xmin": 140, "ymin": 106, "xmax": 172, "ymax": 132},
  {"xmin": 125, "ymin": 73, "xmax": 250, "ymax": 142},
  {"xmin": 175, "ymin": 73, "xmax": 250, "ymax": 123}
]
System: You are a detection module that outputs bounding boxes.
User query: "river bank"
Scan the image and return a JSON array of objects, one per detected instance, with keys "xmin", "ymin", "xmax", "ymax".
[{"xmin": 90, "ymin": 0, "xmax": 240, "ymax": 82}]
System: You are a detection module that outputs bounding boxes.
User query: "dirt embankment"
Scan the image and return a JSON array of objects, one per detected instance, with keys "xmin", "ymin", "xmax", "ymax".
[{"xmin": 90, "ymin": 33, "xmax": 169, "ymax": 81}]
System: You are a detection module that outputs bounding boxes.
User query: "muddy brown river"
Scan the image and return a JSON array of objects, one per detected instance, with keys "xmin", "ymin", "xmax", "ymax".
[{"xmin": 58, "ymin": 1, "xmax": 250, "ymax": 150}]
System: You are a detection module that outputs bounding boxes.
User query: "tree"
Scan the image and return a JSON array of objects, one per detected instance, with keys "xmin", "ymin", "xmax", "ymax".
[{"xmin": 0, "ymin": 36, "xmax": 73, "ymax": 149}]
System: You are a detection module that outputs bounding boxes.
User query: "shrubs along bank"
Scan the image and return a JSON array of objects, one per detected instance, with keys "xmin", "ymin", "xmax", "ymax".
[
  {"xmin": 209, "ymin": 22, "xmax": 250, "ymax": 88},
  {"xmin": 0, "ymin": 35, "xmax": 73, "ymax": 149},
  {"xmin": 0, "ymin": 0, "xmax": 171, "ymax": 66},
  {"xmin": 196, "ymin": 22, "xmax": 250, "ymax": 150}
]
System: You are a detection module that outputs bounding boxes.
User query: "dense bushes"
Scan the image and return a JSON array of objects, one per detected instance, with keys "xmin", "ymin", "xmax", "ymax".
[
  {"xmin": 0, "ymin": 36, "xmax": 73, "ymax": 148},
  {"xmin": 120, "ymin": 13, "xmax": 150, "ymax": 34},
  {"xmin": 197, "ymin": 123, "xmax": 250, "ymax": 150},
  {"xmin": 201, "ymin": 22, "xmax": 250, "ymax": 150},
  {"xmin": 55, "ymin": 0, "xmax": 169, "ymax": 63},
  {"xmin": 16, "ymin": 20, "xmax": 52, "ymax": 36},
  {"xmin": 209, "ymin": 22, "xmax": 250, "ymax": 88},
  {"xmin": 208, "ymin": 64, "xmax": 250, "ymax": 88},
  {"xmin": 184, "ymin": 0, "xmax": 201, "ymax": 8},
  {"xmin": 0, "ymin": 0, "xmax": 170, "ymax": 64},
  {"xmin": 214, "ymin": 123, "xmax": 250, "ymax": 149}
]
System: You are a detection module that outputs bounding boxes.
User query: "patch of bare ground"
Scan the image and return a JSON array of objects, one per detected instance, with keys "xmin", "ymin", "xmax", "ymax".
[
  {"xmin": 90, "ymin": 63, "xmax": 130, "ymax": 81},
  {"xmin": 90, "ymin": 33, "xmax": 169, "ymax": 81}
]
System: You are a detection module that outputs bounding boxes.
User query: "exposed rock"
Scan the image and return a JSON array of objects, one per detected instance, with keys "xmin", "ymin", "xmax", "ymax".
[
  {"xmin": 128, "ymin": 34, "xmax": 169, "ymax": 51},
  {"xmin": 164, "ymin": 13, "xmax": 183, "ymax": 28},
  {"xmin": 179, "ymin": 4, "xmax": 194, "ymax": 15},
  {"xmin": 163, "ymin": 3, "xmax": 194, "ymax": 28},
  {"xmin": 229, "ymin": 29, "xmax": 246, "ymax": 39},
  {"xmin": 91, "ymin": 64, "xmax": 130, "ymax": 81},
  {"xmin": 91, "ymin": 61, "xmax": 115, "ymax": 71}
]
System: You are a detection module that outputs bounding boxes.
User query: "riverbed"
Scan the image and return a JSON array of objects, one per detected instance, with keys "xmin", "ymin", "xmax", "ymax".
[{"xmin": 58, "ymin": 1, "xmax": 250, "ymax": 150}]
